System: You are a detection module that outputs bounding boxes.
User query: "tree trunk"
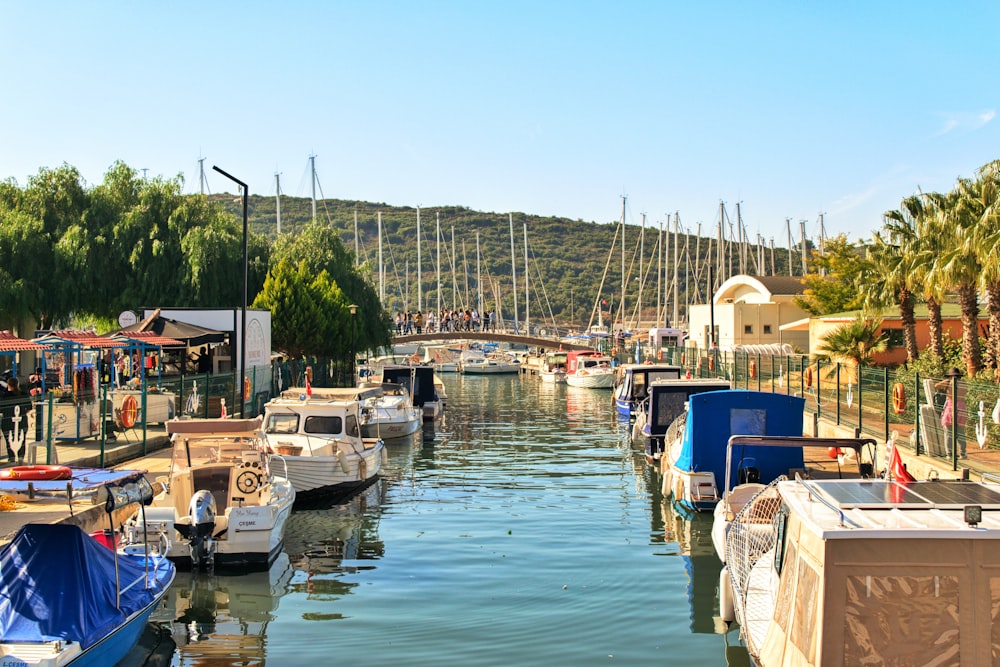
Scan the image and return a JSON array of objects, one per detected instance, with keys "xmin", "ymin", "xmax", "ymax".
[
  {"xmin": 987, "ymin": 281, "xmax": 1000, "ymax": 380},
  {"xmin": 898, "ymin": 287, "xmax": 918, "ymax": 362},
  {"xmin": 926, "ymin": 295, "xmax": 944, "ymax": 360},
  {"xmin": 958, "ymin": 283, "xmax": 982, "ymax": 378}
]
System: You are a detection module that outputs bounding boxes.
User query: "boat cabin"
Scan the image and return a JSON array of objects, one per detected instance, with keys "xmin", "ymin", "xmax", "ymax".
[
  {"xmin": 640, "ymin": 378, "xmax": 730, "ymax": 459},
  {"xmin": 613, "ymin": 363, "xmax": 683, "ymax": 418}
]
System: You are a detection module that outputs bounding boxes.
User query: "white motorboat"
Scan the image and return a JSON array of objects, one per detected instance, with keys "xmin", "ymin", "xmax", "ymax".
[
  {"xmin": 565, "ymin": 350, "xmax": 615, "ymax": 388},
  {"xmin": 723, "ymin": 475, "xmax": 1000, "ymax": 666},
  {"xmin": 359, "ymin": 382, "xmax": 422, "ymax": 440},
  {"xmin": 124, "ymin": 417, "xmax": 295, "ymax": 571},
  {"xmin": 539, "ymin": 351, "xmax": 568, "ymax": 383},
  {"xmin": 262, "ymin": 388, "xmax": 385, "ymax": 502},
  {"xmin": 459, "ymin": 353, "xmax": 521, "ymax": 374},
  {"xmin": 421, "ymin": 344, "xmax": 461, "ymax": 372}
]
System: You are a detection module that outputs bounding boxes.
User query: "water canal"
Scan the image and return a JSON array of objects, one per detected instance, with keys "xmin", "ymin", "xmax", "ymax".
[{"xmin": 137, "ymin": 373, "xmax": 750, "ymax": 666}]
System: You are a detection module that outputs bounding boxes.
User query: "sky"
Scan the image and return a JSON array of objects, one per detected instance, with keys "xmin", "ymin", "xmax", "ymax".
[{"xmin": 3, "ymin": 1, "xmax": 1000, "ymax": 245}]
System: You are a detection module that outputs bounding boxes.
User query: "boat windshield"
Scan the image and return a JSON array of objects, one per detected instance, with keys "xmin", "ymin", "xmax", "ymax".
[
  {"xmin": 266, "ymin": 413, "xmax": 299, "ymax": 434},
  {"xmin": 304, "ymin": 415, "xmax": 343, "ymax": 435}
]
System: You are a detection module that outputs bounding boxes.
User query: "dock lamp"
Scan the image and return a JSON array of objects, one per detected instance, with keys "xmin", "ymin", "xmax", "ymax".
[
  {"xmin": 212, "ymin": 165, "xmax": 248, "ymax": 415},
  {"xmin": 349, "ymin": 304, "xmax": 358, "ymax": 385}
]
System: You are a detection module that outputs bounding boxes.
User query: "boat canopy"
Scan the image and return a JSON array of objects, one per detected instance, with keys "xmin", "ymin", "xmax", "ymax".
[
  {"xmin": 381, "ymin": 365, "xmax": 437, "ymax": 406},
  {"xmin": 675, "ymin": 390, "xmax": 805, "ymax": 488},
  {"xmin": 0, "ymin": 523, "xmax": 172, "ymax": 649}
]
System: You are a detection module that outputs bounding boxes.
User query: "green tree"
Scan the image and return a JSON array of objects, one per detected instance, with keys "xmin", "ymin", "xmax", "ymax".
[
  {"xmin": 815, "ymin": 316, "xmax": 889, "ymax": 368},
  {"xmin": 253, "ymin": 259, "xmax": 346, "ymax": 358},
  {"xmin": 794, "ymin": 234, "xmax": 869, "ymax": 316}
]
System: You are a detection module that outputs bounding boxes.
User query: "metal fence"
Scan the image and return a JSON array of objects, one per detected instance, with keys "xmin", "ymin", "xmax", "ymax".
[{"xmin": 637, "ymin": 345, "xmax": 998, "ymax": 471}]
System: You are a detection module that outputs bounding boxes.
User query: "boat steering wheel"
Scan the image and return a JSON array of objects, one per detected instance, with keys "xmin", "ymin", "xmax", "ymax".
[{"xmin": 236, "ymin": 464, "xmax": 262, "ymax": 494}]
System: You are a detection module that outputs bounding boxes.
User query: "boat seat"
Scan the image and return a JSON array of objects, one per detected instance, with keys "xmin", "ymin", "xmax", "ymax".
[{"xmin": 191, "ymin": 465, "xmax": 233, "ymax": 513}]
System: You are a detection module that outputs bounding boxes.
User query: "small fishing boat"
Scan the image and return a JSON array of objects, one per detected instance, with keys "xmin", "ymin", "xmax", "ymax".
[
  {"xmin": 660, "ymin": 390, "xmax": 806, "ymax": 513},
  {"xmin": 125, "ymin": 417, "xmax": 296, "ymax": 571},
  {"xmin": 565, "ymin": 350, "xmax": 615, "ymax": 389},
  {"xmin": 263, "ymin": 389, "xmax": 385, "ymax": 503},
  {"xmin": 633, "ymin": 378, "xmax": 730, "ymax": 464},
  {"xmin": 612, "ymin": 362, "xmax": 683, "ymax": 419},
  {"xmin": 359, "ymin": 382, "xmax": 422, "ymax": 440},
  {"xmin": 420, "ymin": 344, "xmax": 461, "ymax": 372},
  {"xmin": 459, "ymin": 353, "xmax": 521, "ymax": 374},
  {"xmin": 0, "ymin": 478, "xmax": 175, "ymax": 667},
  {"xmin": 380, "ymin": 365, "xmax": 445, "ymax": 421},
  {"xmin": 539, "ymin": 351, "xmax": 568, "ymax": 383},
  {"xmin": 724, "ymin": 475, "xmax": 1000, "ymax": 666}
]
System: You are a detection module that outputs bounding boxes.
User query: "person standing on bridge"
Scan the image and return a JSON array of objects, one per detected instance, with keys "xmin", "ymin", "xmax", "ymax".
[
  {"xmin": 414, "ymin": 311, "xmax": 424, "ymax": 334},
  {"xmin": 471, "ymin": 308, "xmax": 480, "ymax": 331},
  {"xmin": 488, "ymin": 309, "xmax": 496, "ymax": 332},
  {"xmin": 426, "ymin": 310, "xmax": 436, "ymax": 332}
]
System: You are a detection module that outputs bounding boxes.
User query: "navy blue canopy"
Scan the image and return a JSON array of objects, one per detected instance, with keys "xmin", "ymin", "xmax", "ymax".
[
  {"xmin": 674, "ymin": 390, "xmax": 806, "ymax": 490},
  {"xmin": 0, "ymin": 523, "xmax": 172, "ymax": 650}
]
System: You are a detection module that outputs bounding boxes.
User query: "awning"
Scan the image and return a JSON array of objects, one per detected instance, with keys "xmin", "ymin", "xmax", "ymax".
[
  {"xmin": 109, "ymin": 331, "xmax": 185, "ymax": 348},
  {"xmin": 779, "ymin": 317, "xmax": 811, "ymax": 332},
  {"xmin": 35, "ymin": 330, "xmax": 123, "ymax": 349},
  {"xmin": 120, "ymin": 310, "xmax": 227, "ymax": 347},
  {"xmin": 0, "ymin": 331, "xmax": 47, "ymax": 351}
]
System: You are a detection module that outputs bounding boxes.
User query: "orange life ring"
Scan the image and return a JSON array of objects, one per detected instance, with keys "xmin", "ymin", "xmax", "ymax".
[
  {"xmin": 0, "ymin": 465, "xmax": 73, "ymax": 481},
  {"xmin": 708, "ymin": 356, "xmax": 715, "ymax": 372},
  {"xmin": 804, "ymin": 366, "xmax": 814, "ymax": 389},
  {"xmin": 749, "ymin": 359, "xmax": 757, "ymax": 379},
  {"xmin": 611, "ymin": 348, "xmax": 618, "ymax": 357},
  {"xmin": 244, "ymin": 376, "xmax": 252, "ymax": 402},
  {"xmin": 120, "ymin": 394, "xmax": 138, "ymax": 428},
  {"xmin": 892, "ymin": 382, "xmax": 906, "ymax": 415},
  {"xmin": 657, "ymin": 349, "xmax": 664, "ymax": 361}
]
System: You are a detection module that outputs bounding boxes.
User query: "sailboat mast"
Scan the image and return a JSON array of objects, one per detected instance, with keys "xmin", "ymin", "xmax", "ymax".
[
  {"xmin": 275, "ymin": 172, "xmax": 282, "ymax": 235},
  {"xmin": 309, "ymin": 154, "xmax": 317, "ymax": 222},
  {"xmin": 619, "ymin": 196, "xmax": 626, "ymax": 333},
  {"xmin": 353, "ymin": 209, "xmax": 358, "ymax": 267},
  {"xmin": 786, "ymin": 218, "xmax": 794, "ymax": 276},
  {"xmin": 673, "ymin": 212, "xmax": 680, "ymax": 328},
  {"xmin": 523, "ymin": 222, "xmax": 529, "ymax": 334},
  {"xmin": 378, "ymin": 212, "xmax": 384, "ymax": 303},
  {"xmin": 657, "ymin": 218, "xmax": 664, "ymax": 327},
  {"xmin": 800, "ymin": 219, "xmax": 808, "ymax": 275},
  {"xmin": 416, "ymin": 207, "xmax": 422, "ymax": 312},
  {"xmin": 436, "ymin": 212, "xmax": 442, "ymax": 318},
  {"xmin": 476, "ymin": 230, "xmax": 482, "ymax": 315},
  {"xmin": 509, "ymin": 213, "xmax": 519, "ymax": 332}
]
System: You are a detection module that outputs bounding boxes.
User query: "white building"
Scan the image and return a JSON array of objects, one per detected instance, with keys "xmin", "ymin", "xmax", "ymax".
[{"xmin": 686, "ymin": 275, "xmax": 809, "ymax": 352}]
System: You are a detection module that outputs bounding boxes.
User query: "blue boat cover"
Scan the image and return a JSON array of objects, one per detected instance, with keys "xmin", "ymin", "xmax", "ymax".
[
  {"xmin": 0, "ymin": 523, "xmax": 173, "ymax": 650},
  {"xmin": 674, "ymin": 390, "xmax": 805, "ymax": 491}
]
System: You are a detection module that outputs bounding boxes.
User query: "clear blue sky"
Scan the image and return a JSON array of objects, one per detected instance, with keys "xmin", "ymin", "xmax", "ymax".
[{"xmin": 3, "ymin": 2, "xmax": 999, "ymax": 245}]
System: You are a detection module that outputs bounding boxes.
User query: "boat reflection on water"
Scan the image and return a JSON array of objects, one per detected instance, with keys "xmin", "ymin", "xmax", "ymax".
[
  {"xmin": 282, "ymin": 480, "xmax": 386, "ymax": 607},
  {"xmin": 151, "ymin": 551, "xmax": 294, "ymax": 665},
  {"xmin": 659, "ymin": 497, "xmax": 750, "ymax": 666}
]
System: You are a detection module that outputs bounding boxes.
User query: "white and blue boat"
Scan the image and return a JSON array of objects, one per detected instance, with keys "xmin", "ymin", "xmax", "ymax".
[
  {"xmin": 634, "ymin": 378, "xmax": 730, "ymax": 464},
  {"xmin": 661, "ymin": 390, "xmax": 806, "ymax": 513},
  {"xmin": 0, "ymin": 521, "xmax": 175, "ymax": 666},
  {"xmin": 612, "ymin": 363, "xmax": 683, "ymax": 419}
]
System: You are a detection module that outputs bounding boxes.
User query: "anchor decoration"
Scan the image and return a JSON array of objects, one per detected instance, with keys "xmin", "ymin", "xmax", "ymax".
[
  {"xmin": 977, "ymin": 400, "xmax": 989, "ymax": 449},
  {"xmin": 184, "ymin": 380, "xmax": 201, "ymax": 416},
  {"xmin": 846, "ymin": 380, "xmax": 854, "ymax": 409},
  {"xmin": 777, "ymin": 365, "xmax": 784, "ymax": 389}
]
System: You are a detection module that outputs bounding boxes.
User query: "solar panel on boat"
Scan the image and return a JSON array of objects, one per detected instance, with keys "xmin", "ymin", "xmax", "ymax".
[{"xmin": 810, "ymin": 480, "xmax": 1000, "ymax": 510}]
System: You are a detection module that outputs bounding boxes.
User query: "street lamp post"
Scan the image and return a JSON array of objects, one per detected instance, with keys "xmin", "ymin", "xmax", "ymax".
[
  {"xmin": 212, "ymin": 165, "xmax": 248, "ymax": 416},
  {"xmin": 349, "ymin": 304, "xmax": 358, "ymax": 386}
]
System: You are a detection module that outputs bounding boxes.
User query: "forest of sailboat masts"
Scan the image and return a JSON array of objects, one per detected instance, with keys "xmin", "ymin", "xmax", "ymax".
[{"xmin": 260, "ymin": 160, "xmax": 823, "ymax": 333}]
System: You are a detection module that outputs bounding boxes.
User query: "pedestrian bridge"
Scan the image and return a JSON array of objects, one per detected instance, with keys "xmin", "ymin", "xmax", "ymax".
[{"xmin": 393, "ymin": 330, "xmax": 595, "ymax": 351}]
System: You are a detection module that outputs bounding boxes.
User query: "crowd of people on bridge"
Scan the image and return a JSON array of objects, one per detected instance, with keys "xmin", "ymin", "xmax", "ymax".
[{"xmin": 394, "ymin": 308, "xmax": 497, "ymax": 335}]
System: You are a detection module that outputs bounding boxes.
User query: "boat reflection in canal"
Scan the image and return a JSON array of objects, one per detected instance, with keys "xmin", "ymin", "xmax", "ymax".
[
  {"xmin": 151, "ymin": 551, "xmax": 293, "ymax": 665},
  {"xmin": 282, "ymin": 479, "xmax": 386, "ymax": 609}
]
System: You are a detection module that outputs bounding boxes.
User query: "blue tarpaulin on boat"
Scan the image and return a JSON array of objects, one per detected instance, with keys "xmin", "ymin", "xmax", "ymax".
[
  {"xmin": 0, "ymin": 523, "xmax": 171, "ymax": 650},
  {"xmin": 674, "ymin": 390, "xmax": 805, "ymax": 490}
]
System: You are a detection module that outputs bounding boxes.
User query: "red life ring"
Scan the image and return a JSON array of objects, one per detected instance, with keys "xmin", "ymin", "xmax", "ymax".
[
  {"xmin": 244, "ymin": 377, "xmax": 252, "ymax": 402},
  {"xmin": 749, "ymin": 359, "xmax": 757, "ymax": 379},
  {"xmin": 892, "ymin": 382, "xmax": 906, "ymax": 415},
  {"xmin": 804, "ymin": 366, "xmax": 814, "ymax": 389},
  {"xmin": 0, "ymin": 465, "xmax": 73, "ymax": 481},
  {"xmin": 120, "ymin": 395, "xmax": 138, "ymax": 428},
  {"xmin": 657, "ymin": 349, "xmax": 664, "ymax": 361}
]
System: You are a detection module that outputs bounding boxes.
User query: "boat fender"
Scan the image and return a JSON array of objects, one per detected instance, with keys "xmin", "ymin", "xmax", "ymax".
[
  {"xmin": 381, "ymin": 448, "xmax": 388, "ymax": 466},
  {"xmin": 719, "ymin": 566, "xmax": 736, "ymax": 622},
  {"xmin": 358, "ymin": 458, "xmax": 367, "ymax": 481},
  {"xmin": 337, "ymin": 449, "xmax": 351, "ymax": 474}
]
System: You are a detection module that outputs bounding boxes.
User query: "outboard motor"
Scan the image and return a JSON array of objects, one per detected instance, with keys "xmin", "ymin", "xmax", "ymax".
[
  {"xmin": 738, "ymin": 458, "xmax": 760, "ymax": 485},
  {"xmin": 176, "ymin": 489, "xmax": 217, "ymax": 569}
]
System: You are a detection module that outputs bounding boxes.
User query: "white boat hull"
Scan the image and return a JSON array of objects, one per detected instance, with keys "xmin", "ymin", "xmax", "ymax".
[
  {"xmin": 540, "ymin": 369, "xmax": 567, "ymax": 383},
  {"xmin": 273, "ymin": 440, "xmax": 384, "ymax": 502},
  {"xmin": 566, "ymin": 369, "xmax": 615, "ymax": 388}
]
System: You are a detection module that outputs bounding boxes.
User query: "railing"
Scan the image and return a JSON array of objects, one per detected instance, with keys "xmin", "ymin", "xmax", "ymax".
[{"xmin": 628, "ymin": 344, "xmax": 996, "ymax": 472}]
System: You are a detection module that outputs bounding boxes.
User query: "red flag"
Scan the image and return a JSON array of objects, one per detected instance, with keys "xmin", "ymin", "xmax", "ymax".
[
  {"xmin": 306, "ymin": 374, "xmax": 312, "ymax": 397},
  {"xmin": 888, "ymin": 439, "xmax": 915, "ymax": 482},
  {"xmin": 220, "ymin": 398, "xmax": 228, "ymax": 419}
]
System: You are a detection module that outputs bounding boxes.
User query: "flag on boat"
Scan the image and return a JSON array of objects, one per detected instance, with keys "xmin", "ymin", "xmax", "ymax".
[{"xmin": 887, "ymin": 433, "xmax": 915, "ymax": 482}]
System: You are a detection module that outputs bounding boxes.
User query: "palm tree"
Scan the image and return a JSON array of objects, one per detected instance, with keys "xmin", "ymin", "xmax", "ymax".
[
  {"xmin": 967, "ymin": 160, "xmax": 1000, "ymax": 379},
  {"xmin": 930, "ymin": 185, "xmax": 983, "ymax": 378},
  {"xmin": 815, "ymin": 316, "xmax": 889, "ymax": 369},
  {"xmin": 869, "ymin": 195, "xmax": 925, "ymax": 362},
  {"xmin": 910, "ymin": 193, "xmax": 947, "ymax": 360}
]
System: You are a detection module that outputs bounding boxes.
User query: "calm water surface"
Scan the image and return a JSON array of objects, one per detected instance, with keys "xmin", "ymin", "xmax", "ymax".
[{"xmin": 145, "ymin": 374, "xmax": 750, "ymax": 666}]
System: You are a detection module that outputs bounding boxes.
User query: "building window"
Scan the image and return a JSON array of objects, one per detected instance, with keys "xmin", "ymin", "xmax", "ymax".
[
  {"xmin": 744, "ymin": 325, "xmax": 753, "ymax": 335},
  {"xmin": 885, "ymin": 329, "xmax": 905, "ymax": 348},
  {"xmin": 763, "ymin": 325, "xmax": 772, "ymax": 335}
]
